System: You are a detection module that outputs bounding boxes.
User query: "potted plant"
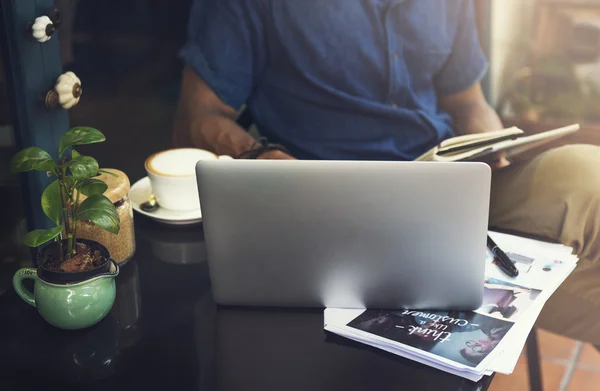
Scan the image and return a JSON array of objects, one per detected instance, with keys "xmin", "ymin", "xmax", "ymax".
[{"xmin": 10, "ymin": 126, "xmax": 121, "ymax": 330}]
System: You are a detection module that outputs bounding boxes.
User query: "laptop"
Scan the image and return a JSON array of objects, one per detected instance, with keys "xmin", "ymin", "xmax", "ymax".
[{"xmin": 196, "ymin": 160, "xmax": 490, "ymax": 310}]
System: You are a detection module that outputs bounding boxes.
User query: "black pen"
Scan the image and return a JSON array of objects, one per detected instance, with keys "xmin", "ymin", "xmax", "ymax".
[{"xmin": 487, "ymin": 235, "xmax": 519, "ymax": 278}]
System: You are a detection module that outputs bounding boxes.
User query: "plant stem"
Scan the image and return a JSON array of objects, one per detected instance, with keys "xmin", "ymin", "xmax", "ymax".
[
  {"xmin": 57, "ymin": 236, "xmax": 64, "ymax": 263},
  {"xmin": 68, "ymin": 190, "xmax": 81, "ymax": 258},
  {"xmin": 67, "ymin": 232, "xmax": 74, "ymax": 258},
  {"xmin": 60, "ymin": 182, "xmax": 71, "ymax": 231},
  {"xmin": 58, "ymin": 165, "xmax": 72, "ymax": 260},
  {"xmin": 68, "ymin": 179, "xmax": 76, "ymax": 204}
]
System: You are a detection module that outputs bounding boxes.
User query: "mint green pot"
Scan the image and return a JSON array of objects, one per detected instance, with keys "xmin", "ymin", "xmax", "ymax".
[{"xmin": 13, "ymin": 260, "xmax": 119, "ymax": 330}]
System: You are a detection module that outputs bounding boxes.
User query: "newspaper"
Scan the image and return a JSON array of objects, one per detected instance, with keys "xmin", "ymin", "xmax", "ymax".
[{"xmin": 324, "ymin": 231, "xmax": 578, "ymax": 381}]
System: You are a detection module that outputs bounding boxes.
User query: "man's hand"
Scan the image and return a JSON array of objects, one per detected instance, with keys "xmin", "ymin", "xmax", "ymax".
[
  {"xmin": 439, "ymin": 83, "xmax": 511, "ymax": 170},
  {"xmin": 482, "ymin": 153, "xmax": 510, "ymax": 170},
  {"xmin": 257, "ymin": 150, "xmax": 296, "ymax": 159}
]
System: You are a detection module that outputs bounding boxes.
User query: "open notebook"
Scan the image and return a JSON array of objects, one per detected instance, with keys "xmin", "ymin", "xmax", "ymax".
[{"xmin": 415, "ymin": 124, "xmax": 580, "ymax": 162}]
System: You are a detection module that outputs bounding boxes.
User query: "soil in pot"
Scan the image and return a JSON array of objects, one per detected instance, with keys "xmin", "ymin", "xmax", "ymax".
[{"xmin": 43, "ymin": 242, "xmax": 108, "ymax": 273}]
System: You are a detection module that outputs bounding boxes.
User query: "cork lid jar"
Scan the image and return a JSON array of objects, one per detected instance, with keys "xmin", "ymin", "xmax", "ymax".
[
  {"xmin": 78, "ymin": 169, "xmax": 130, "ymax": 204},
  {"xmin": 77, "ymin": 169, "xmax": 136, "ymax": 264}
]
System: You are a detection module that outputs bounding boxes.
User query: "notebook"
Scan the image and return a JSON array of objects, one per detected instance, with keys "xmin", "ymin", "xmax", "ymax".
[{"xmin": 415, "ymin": 124, "xmax": 580, "ymax": 162}]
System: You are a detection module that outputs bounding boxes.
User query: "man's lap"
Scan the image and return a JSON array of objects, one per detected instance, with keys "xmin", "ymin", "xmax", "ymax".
[{"xmin": 489, "ymin": 144, "xmax": 600, "ymax": 344}]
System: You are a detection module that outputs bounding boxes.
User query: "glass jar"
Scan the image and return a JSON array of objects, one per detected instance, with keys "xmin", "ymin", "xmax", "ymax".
[{"xmin": 76, "ymin": 169, "xmax": 136, "ymax": 264}]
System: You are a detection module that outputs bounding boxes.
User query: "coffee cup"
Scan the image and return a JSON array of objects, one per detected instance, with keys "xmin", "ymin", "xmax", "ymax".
[{"xmin": 144, "ymin": 148, "xmax": 232, "ymax": 211}]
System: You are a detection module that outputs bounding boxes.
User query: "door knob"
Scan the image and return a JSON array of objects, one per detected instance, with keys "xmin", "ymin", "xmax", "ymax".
[
  {"xmin": 28, "ymin": 9, "xmax": 61, "ymax": 43},
  {"xmin": 45, "ymin": 72, "xmax": 82, "ymax": 109}
]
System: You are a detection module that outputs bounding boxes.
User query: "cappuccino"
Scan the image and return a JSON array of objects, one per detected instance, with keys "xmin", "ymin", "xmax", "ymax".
[
  {"xmin": 146, "ymin": 149, "xmax": 218, "ymax": 177},
  {"xmin": 144, "ymin": 148, "xmax": 230, "ymax": 211}
]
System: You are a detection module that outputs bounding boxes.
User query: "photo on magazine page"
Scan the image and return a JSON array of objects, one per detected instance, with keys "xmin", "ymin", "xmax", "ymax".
[
  {"xmin": 476, "ymin": 278, "xmax": 542, "ymax": 322},
  {"xmin": 347, "ymin": 310, "xmax": 514, "ymax": 367},
  {"xmin": 485, "ymin": 249, "xmax": 569, "ymax": 290}
]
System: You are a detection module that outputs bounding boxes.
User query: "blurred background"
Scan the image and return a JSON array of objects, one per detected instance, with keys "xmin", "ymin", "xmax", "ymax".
[{"xmin": 493, "ymin": 0, "xmax": 600, "ymax": 154}]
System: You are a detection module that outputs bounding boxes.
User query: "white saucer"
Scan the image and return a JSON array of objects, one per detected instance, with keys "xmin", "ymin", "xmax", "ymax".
[{"xmin": 130, "ymin": 177, "xmax": 202, "ymax": 225}]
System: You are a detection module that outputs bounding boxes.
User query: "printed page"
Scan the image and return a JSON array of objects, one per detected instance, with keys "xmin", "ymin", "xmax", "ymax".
[
  {"xmin": 487, "ymin": 301, "xmax": 546, "ymax": 374},
  {"xmin": 486, "ymin": 233, "xmax": 577, "ymax": 291},
  {"xmin": 330, "ymin": 309, "xmax": 514, "ymax": 372},
  {"xmin": 324, "ymin": 232, "xmax": 579, "ymax": 378},
  {"xmin": 325, "ymin": 322, "xmax": 486, "ymax": 382},
  {"xmin": 488, "ymin": 231, "xmax": 575, "ymax": 260},
  {"xmin": 486, "ymin": 262, "xmax": 576, "ymax": 374},
  {"xmin": 325, "ymin": 309, "xmax": 488, "ymax": 381}
]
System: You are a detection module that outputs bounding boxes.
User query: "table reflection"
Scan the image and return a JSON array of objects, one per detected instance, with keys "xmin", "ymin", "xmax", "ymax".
[
  {"xmin": 112, "ymin": 259, "xmax": 142, "ymax": 349},
  {"xmin": 191, "ymin": 296, "xmax": 481, "ymax": 391},
  {"xmin": 135, "ymin": 216, "xmax": 207, "ymax": 265},
  {"xmin": 0, "ymin": 219, "xmax": 491, "ymax": 391},
  {"xmin": 0, "ymin": 261, "xmax": 142, "ymax": 385}
]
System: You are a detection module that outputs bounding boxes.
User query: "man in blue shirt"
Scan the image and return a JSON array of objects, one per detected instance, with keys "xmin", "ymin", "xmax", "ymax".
[
  {"xmin": 175, "ymin": 0, "xmax": 497, "ymax": 161},
  {"xmin": 174, "ymin": 0, "xmax": 600, "ymax": 346}
]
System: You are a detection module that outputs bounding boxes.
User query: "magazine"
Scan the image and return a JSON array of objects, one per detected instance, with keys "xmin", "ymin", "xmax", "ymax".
[
  {"xmin": 348, "ymin": 309, "xmax": 514, "ymax": 368},
  {"xmin": 324, "ymin": 232, "xmax": 578, "ymax": 381}
]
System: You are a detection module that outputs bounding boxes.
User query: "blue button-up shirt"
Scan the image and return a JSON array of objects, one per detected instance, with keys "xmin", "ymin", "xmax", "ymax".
[{"xmin": 181, "ymin": 0, "xmax": 488, "ymax": 160}]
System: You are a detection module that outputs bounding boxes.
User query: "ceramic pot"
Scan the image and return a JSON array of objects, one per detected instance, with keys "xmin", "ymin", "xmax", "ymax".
[
  {"xmin": 13, "ymin": 240, "xmax": 119, "ymax": 330},
  {"xmin": 36, "ymin": 239, "xmax": 112, "ymax": 283}
]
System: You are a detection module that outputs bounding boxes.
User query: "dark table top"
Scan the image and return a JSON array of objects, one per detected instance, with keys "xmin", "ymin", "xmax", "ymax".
[{"xmin": 0, "ymin": 217, "xmax": 494, "ymax": 391}]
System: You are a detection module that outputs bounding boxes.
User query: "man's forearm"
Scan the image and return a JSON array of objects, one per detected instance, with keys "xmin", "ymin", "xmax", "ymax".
[
  {"xmin": 439, "ymin": 83, "xmax": 504, "ymax": 136},
  {"xmin": 173, "ymin": 67, "xmax": 293, "ymax": 159},
  {"xmin": 450, "ymin": 100, "xmax": 504, "ymax": 136},
  {"xmin": 172, "ymin": 67, "xmax": 257, "ymax": 156},
  {"xmin": 439, "ymin": 84, "xmax": 510, "ymax": 168},
  {"xmin": 174, "ymin": 107, "xmax": 293, "ymax": 159}
]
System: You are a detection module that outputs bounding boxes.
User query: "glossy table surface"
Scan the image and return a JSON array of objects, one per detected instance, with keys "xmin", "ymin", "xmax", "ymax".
[{"xmin": 0, "ymin": 217, "xmax": 494, "ymax": 391}]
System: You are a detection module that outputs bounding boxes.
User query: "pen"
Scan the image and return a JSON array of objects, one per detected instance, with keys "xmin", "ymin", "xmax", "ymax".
[{"xmin": 487, "ymin": 235, "xmax": 519, "ymax": 278}]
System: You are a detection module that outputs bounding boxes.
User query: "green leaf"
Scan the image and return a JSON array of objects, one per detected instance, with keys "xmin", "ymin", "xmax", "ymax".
[
  {"xmin": 66, "ymin": 156, "xmax": 99, "ymax": 180},
  {"xmin": 23, "ymin": 227, "xmax": 63, "ymax": 248},
  {"xmin": 10, "ymin": 147, "xmax": 57, "ymax": 174},
  {"xmin": 59, "ymin": 127, "xmax": 105, "ymax": 157},
  {"xmin": 41, "ymin": 177, "xmax": 74, "ymax": 225},
  {"xmin": 76, "ymin": 194, "xmax": 120, "ymax": 234},
  {"xmin": 77, "ymin": 178, "xmax": 108, "ymax": 197},
  {"xmin": 97, "ymin": 169, "xmax": 117, "ymax": 177},
  {"xmin": 41, "ymin": 180, "xmax": 63, "ymax": 225},
  {"xmin": 71, "ymin": 149, "xmax": 80, "ymax": 159}
]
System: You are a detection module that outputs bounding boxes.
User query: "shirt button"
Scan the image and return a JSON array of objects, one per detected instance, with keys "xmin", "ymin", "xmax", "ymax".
[{"xmin": 393, "ymin": 53, "xmax": 399, "ymax": 60}]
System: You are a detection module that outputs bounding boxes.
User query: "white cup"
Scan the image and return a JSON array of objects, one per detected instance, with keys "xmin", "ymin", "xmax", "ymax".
[{"xmin": 144, "ymin": 148, "xmax": 232, "ymax": 211}]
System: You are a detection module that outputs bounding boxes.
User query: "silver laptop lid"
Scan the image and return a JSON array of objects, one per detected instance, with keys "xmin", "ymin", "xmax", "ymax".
[{"xmin": 196, "ymin": 160, "xmax": 490, "ymax": 310}]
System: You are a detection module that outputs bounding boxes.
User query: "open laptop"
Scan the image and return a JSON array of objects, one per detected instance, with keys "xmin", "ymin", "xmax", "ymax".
[{"xmin": 196, "ymin": 160, "xmax": 490, "ymax": 310}]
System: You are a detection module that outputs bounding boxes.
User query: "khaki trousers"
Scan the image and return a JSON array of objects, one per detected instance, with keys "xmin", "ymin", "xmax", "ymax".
[{"xmin": 490, "ymin": 144, "xmax": 600, "ymax": 344}]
